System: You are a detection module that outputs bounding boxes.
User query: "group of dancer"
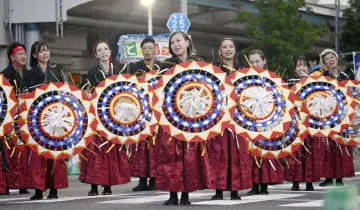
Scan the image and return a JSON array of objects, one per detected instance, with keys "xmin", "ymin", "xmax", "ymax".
[{"xmin": 0, "ymin": 31, "xmax": 356, "ymax": 206}]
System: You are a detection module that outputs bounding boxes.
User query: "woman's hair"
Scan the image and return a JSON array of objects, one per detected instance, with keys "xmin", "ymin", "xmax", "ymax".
[
  {"xmin": 168, "ymin": 31, "xmax": 196, "ymax": 58},
  {"xmin": 247, "ymin": 49, "xmax": 267, "ymax": 69},
  {"xmin": 93, "ymin": 40, "xmax": 112, "ymax": 63},
  {"xmin": 6, "ymin": 42, "xmax": 26, "ymax": 64},
  {"xmin": 93, "ymin": 40, "xmax": 111, "ymax": 55},
  {"xmin": 217, "ymin": 37, "xmax": 239, "ymax": 68},
  {"xmin": 294, "ymin": 56, "xmax": 309, "ymax": 68},
  {"xmin": 319, "ymin": 48, "xmax": 338, "ymax": 66},
  {"xmin": 305, "ymin": 51, "xmax": 320, "ymax": 64},
  {"xmin": 30, "ymin": 41, "xmax": 49, "ymax": 67},
  {"xmin": 248, "ymin": 49, "xmax": 265, "ymax": 61}
]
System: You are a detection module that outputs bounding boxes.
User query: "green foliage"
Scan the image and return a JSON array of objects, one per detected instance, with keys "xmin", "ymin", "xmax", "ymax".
[
  {"xmin": 237, "ymin": 0, "xmax": 326, "ymax": 77},
  {"xmin": 341, "ymin": 0, "xmax": 360, "ymax": 52}
]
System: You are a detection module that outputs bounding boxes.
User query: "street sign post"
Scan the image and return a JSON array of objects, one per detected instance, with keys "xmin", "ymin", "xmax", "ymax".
[{"xmin": 166, "ymin": 13, "xmax": 191, "ymax": 33}]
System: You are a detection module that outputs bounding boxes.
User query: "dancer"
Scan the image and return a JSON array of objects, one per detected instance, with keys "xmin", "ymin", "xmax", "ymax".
[
  {"xmin": 156, "ymin": 31, "xmax": 210, "ymax": 205},
  {"xmin": 207, "ymin": 38, "xmax": 252, "ymax": 200},
  {"xmin": 25, "ymin": 41, "xmax": 69, "ymax": 200},
  {"xmin": 246, "ymin": 49, "xmax": 284, "ymax": 195},
  {"xmin": 128, "ymin": 37, "xmax": 160, "ymax": 191},
  {"xmin": 80, "ymin": 41, "xmax": 130, "ymax": 196}
]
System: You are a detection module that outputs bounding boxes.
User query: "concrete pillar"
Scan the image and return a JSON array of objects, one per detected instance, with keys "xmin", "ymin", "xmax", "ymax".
[
  {"xmin": 0, "ymin": 47, "xmax": 8, "ymax": 71},
  {"xmin": 0, "ymin": 0, "xmax": 10, "ymax": 70},
  {"xmin": 25, "ymin": 23, "xmax": 40, "ymax": 68}
]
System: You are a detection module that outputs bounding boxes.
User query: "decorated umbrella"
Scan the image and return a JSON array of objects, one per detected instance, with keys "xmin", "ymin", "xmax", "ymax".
[
  {"xmin": 248, "ymin": 115, "xmax": 306, "ymax": 160},
  {"xmin": 145, "ymin": 68, "xmax": 169, "ymax": 88},
  {"xmin": 0, "ymin": 75, "xmax": 18, "ymax": 136},
  {"xmin": 293, "ymin": 75, "xmax": 355, "ymax": 138},
  {"xmin": 331, "ymin": 80, "xmax": 360, "ymax": 146},
  {"xmin": 18, "ymin": 82, "xmax": 96, "ymax": 160},
  {"xmin": 152, "ymin": 61, "xmax": 230, "ymax": 142},
  {"xmin": 226, "ymin": 67, "xmax": 302, "ymax": 159},
  {"xmin": 92, "ymin": 74, "xmax": 157, "ymax": 144}
]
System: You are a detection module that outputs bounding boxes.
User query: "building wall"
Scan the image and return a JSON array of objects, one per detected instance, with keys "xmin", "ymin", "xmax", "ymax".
[
  {"xmin": 0, "ymin": 0, "xmax": 10, "ymax": 70},
  {"xmin": 0, "ymin": 47, "xmax": 8, "ymax": 71},
  {"xmin": 39, "ymin": 23, "xmax": 94, "ymax": 74}
]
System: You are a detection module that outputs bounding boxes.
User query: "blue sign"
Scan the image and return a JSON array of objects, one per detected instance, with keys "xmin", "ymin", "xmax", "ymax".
[
  {"xmin": 353, "ymin": 52, "xmax": 360, "ymax": 80},
  {"xmin": 166, "ymin": 13, "xmax": 191, "ymax": 33}
]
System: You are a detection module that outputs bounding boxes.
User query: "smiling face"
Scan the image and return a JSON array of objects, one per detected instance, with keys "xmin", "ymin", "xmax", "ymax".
[
  {"xmin": 249, "ymin": 53, "xmax": 266, "ymax": 69},
  {"xmin": 95, "ymin": 42, "xmax": 111, "ymax": 62},
  {"xmin": 323, "ymin": 53, "xmax": 338, "ymax": 71},
  {"xmin": 35, "ymin": 45, "xmax": 50, "ymax": 64},
  {"xmin": 220, "ymin": 39, "xmax": 236, "ymax": 61},
  {"xmin": 295, "ymin": 59, "xmax": 309, "ymax": 78},
  {"xmin": 141, "ymin": 42, "xmax": 156, "ymax": 61},
  {"xmin": 170, "ymin": 32, "xmax": 189, "ymax": 59}
]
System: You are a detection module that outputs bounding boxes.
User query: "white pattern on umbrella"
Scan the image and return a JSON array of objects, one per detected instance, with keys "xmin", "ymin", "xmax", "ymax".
[
  {"xmin": 114, "ymin": 102, "xmax": 139, "ymax": 123},
  {"xmin": 308, "ymin": 93, "xmax": 337, "ymax": 118},
  {"xmin": 179, "ymin": 84, "xmax": 211, "ymax": 118},
  {"xmin": 41, "ymin": 104, "xmax": 74, "ymax": 137},
  {"xmin": 241, "ymin": 86, "xmax": 274, "ymax": 118}
]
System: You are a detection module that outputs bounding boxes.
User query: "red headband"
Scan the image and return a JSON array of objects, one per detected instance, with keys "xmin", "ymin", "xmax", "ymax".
[{"xmin": 11, "ymin": 46, "xmax": 25, "ymax": 56}]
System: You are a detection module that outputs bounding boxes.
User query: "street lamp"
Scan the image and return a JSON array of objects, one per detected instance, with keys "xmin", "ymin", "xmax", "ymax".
[{"xmin": 140, "ymin": 0, "xmax": 155, "ymax": 35}]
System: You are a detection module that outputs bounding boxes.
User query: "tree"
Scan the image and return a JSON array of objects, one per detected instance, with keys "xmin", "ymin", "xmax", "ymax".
[
  {"xmin": 237, "ymin": 0, "xmax": 326, "ymax": 77},
  {"xmin": 341, "ymin": 0, "xmax": 360, "ymax": 53}
]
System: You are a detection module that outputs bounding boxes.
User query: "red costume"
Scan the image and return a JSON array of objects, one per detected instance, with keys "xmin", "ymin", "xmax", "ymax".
[
  {"xmin": 207, "ymin": 130, "xmax": 252, "ymax": 191},
  {"xmin": 27, "ymin": 154, "xmax": 68, "ymax": 191},
  {"xmin": 0, "ymin": 143, "xmax": 7, "ymax": 193},
  {"xmin": 155, "ymin": 129, "xmax": 211, "ymax": 192},
  {"xmin": 129, "ymin": 140, "xmax": 156, "ymax": 179},
  {"xmin": 5, "ymin": 143, "xmax": 29, "ymax": 189},
  {"xmin": 284, "ymin": 137, "xmax": 321, "ymax": 184},
  {"xmin": 23, "ymin": 61, "xmax": 70, "ymax": 199},
  {"xmin": 251, "ymin": 158, "xmax": 284, "ymax": 184},
  {"xmin": 318, "ymin": 139, "xmax": 354, "ymax": 179},
  {"xmin": 128, "ymin": 59, "xmax": 160, "ymax": 190},
  {"xmin": 0, "ymin": 63, "xmax": 34, "ymax": 193},
  {"xmin": 80, "ymin": 62, "xmax": 130, "ymax": 195},
  {"xmin": 309, "ymin": 69, "xmax": 355, "ymax": 185},
  {"xmin": 80, "ymin": 136, "xmax": 130, "ymax": 186}
]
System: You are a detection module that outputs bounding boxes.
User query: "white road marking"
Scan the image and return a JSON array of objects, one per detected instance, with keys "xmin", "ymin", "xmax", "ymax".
[
  {"xmin": 99, "ymin": 192, "xmax": 214, "ymax": 204},
  {"xmin": 279, "ymin": 200, "xmax": 324, "ymax": 207},
  {"xmin": 0, "ymin": 197, "xmax": 29, "ymax": 202},
  {"xmin": 193, "ymin": 193, "xmax": 305, "ymax": 205},
  {"xmin": 8, "ymin": 193, "xmax": 140, "ymax": 203}
]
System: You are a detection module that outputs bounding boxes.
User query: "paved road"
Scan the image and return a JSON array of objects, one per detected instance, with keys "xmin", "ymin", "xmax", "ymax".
[{"xmin": 0, "ymin": 173, "xmax": 359, "ymax": 210}]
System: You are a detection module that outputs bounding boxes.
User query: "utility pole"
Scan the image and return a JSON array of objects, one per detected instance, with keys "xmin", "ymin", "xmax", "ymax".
[
  {"xmin": 181, "ymin": 0, "xmax": 188, "ymax": 16},
  {"xmin": 335, "ymin": 0, "xmax": 340, "ymax": 53}
]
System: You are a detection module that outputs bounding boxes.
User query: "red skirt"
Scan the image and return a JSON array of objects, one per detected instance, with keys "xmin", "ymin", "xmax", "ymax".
[
  {"xmin": 0, "ymin": 145, "xmax": 7, "ymax": 193},
  {"xmin": 5, "ymin": 145, "xmax": 29, "ymax": 189},
  {"xmin": 207, "ymin": 130, "xmax": 252, "ymax": 191},
  {"xmin": 27, "ymin": 151, "xmax": 68, "ymax": 191},
  {"xmin": 80, "ymin": 136, "xmax": 130, "ymax": 186},
  {"xmin": 251, "ymin": 156, "xmax": 284, "ymax": 184},
  {"xmin": 129, "ymin": 138, "xmax": 156, "ymax": 178},
  {"xmin": 318, "ymin": 138, "xmax": 354, "ymax": 178},
  {"xmin": 284, "ymin": 137, "xmax": 321, "ymax": 183},
  {"xmin": 155, "ymin": 129, "xmax": 211, "ymax": 192}
]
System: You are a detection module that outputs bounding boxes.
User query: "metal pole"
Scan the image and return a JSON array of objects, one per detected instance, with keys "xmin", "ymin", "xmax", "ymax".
[
  {"xmin": 181, "ymin": 0, "xmax": 188, "ymax": 16},
  {"xmin": 148, "ymin": 6, "xmax": 153, "ymax": 35},
  {"xmin": 335, "ymin": 0, "xmax": 340, "ymax": 53}
]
